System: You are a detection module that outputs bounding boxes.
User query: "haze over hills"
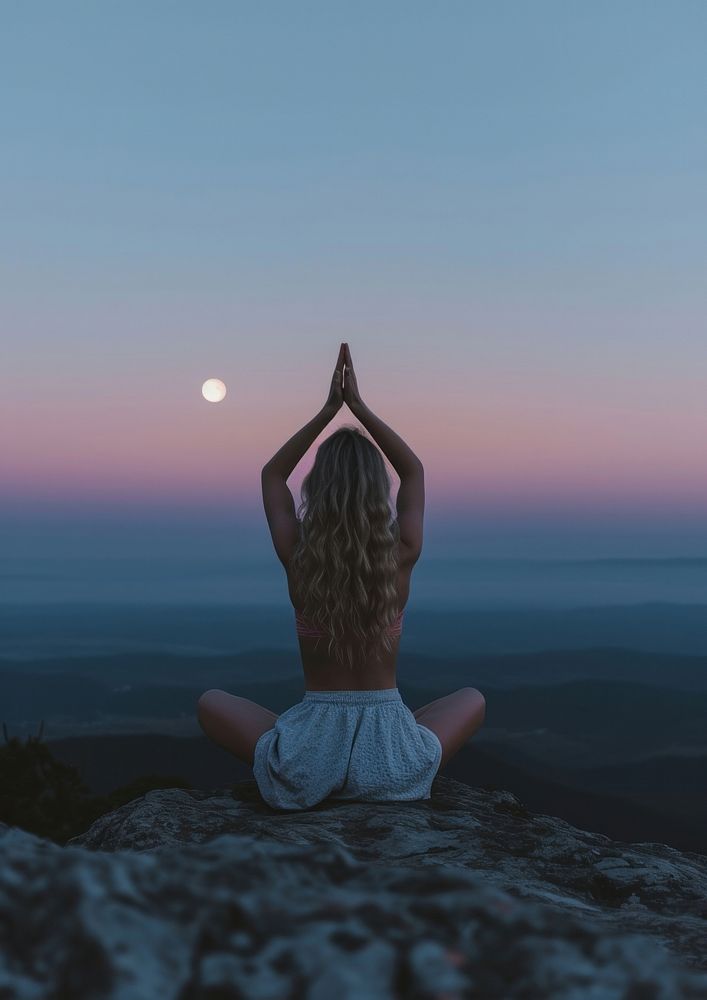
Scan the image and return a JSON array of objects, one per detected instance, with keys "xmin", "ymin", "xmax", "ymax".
[
  {"xmin": 1, "ymin": 557, "xmax": 706, "ymax": 854},
  {"xmin": 3, "ymin": 553, "xmax": 707, "ymax": 611},
  {"xmin": 1, "ymin": 602, "xmax": 706, "ymax": 854}
]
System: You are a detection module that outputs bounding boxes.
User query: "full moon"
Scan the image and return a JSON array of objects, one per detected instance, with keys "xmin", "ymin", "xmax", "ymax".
[{"xmin": 201, "ymin": 378, "xmax": 227, "ymax": 403}]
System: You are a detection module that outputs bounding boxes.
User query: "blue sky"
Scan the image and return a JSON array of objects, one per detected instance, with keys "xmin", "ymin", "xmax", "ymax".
[{"xmin": 2, "ymin": 1, "xmax": 706, "ymax": 564}]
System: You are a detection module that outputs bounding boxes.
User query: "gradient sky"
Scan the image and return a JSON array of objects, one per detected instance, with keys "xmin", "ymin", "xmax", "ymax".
[{"xmin": 2, "ymin": 1, "xmax": 706, "ymax": 560}]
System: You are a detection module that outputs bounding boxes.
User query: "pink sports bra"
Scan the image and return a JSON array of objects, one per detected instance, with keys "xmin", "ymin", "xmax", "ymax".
[{"xmin": 294, "ymin": 608, "xmax": 404, "ymax": 639}]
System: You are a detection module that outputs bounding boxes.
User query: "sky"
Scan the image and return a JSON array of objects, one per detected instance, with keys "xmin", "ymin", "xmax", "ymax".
[{"xmin": 2, "ymin": 1, "xmax": 707, "ymax": 563}]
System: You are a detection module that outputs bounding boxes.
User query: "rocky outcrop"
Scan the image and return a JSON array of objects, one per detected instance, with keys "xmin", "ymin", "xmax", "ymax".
[{"xmin": 1, "ymin": 775, "xmax": 706, "ymax": 998}]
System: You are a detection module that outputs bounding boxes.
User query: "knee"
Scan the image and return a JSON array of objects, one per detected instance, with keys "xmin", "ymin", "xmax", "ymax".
[
  {"xmin": 461, "ymin": 686, "xmax": 486, "ymax": 720},
  {"xmin": 197, "ymin": 689, "xmax": 225, "ymax": 718}
]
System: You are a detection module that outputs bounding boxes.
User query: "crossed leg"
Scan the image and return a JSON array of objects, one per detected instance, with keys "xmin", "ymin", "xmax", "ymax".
[
  {"xmin": 197, "ymin": 690, "xmax": 279, "ymax": 767},
  {"xmin": 196, "ymin": 685, "xmax": 486, "ymax": 773},
  {"xmin": 413, "ymin": 687, "xmax": 486, "ymax": 770}
]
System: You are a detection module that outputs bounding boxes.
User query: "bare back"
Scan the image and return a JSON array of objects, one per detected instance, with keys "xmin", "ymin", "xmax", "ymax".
[
  {"xmin": 286, "ymin": 457, "xmax": 424, "ymax": 691},
  {"xmin": 285, "ymin": 542, "xmax": 418, "ymax": 691}
]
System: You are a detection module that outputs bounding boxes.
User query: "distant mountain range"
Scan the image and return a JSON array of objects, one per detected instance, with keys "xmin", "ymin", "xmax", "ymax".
[
  {"xmin": 1, "ymin": 638, "xmax": 705, "ymax": 855},
  {"xmin": 3, "ymin": 600, "xmax": 707, "ymax": 659}
]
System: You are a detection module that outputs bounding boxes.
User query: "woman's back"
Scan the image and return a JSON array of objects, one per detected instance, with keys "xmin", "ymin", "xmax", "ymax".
[{"xmin": 286, "ymin": 539, "xmax": 418, "ymax": 691}]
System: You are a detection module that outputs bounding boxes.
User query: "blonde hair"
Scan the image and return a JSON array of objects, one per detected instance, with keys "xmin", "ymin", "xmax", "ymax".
[{"xmin": 289, "ymin": 425, "xmax": 401, "ymax": 671}]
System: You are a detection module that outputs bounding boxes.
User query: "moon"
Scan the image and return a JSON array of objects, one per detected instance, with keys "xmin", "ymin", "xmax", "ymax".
[{"xmin": 201, "ymin": 378, "xmax": 227, "ymax": 403}]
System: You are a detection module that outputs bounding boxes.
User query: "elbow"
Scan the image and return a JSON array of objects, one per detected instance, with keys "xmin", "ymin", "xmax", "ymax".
[
  {"xmin": 262, "ymin": 462, "xmax": 285, "ymax": 481},
  {"xmin": 405, "ymin": 458, "xmax": 424, "ymax": 477}
]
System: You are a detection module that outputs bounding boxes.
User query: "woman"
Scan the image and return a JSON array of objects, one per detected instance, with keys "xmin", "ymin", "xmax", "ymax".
[{"xmin": 197, "ymin": 343, "xmax": 486, "ymax": 809}]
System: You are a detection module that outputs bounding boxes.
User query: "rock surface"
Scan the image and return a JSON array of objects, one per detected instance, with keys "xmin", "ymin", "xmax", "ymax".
[{"xmin": 1, "ymin": 775, "xmax": 705, "ymax": 998}]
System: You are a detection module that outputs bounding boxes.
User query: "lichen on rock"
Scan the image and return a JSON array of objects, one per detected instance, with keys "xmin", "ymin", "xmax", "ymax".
[{"xmin": 1, "ymin": 776, "xmax": 706, "ymax": 998}]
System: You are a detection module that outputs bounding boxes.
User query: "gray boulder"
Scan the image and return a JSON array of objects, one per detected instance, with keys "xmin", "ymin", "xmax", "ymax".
[{"xmin": 0, "ymin": 775, "xmax": 705, "ymax": 998}]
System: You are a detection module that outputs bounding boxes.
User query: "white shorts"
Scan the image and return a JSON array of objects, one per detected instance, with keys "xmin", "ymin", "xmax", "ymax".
[{"xmin": 253, "ymin": 687, "xmax": 443, "ymax": 811}]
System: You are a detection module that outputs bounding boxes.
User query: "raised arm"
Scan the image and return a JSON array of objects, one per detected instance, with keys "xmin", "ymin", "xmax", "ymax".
[
  {"xmin": 349, "ymin": 399, "xmax": 423, "ymax": 477},
  {"xmin": 343, "ymin": 343, "xmax": 422, "ymax": 476},
  {"xmin": 344, "ymin": 344, "xmax": 424, "ymax": 564}
]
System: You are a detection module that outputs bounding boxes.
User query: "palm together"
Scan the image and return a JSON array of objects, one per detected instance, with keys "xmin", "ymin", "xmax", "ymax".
[{"xmin": 325, "ymin": 342, "xmax": 348, "ymax": 413}]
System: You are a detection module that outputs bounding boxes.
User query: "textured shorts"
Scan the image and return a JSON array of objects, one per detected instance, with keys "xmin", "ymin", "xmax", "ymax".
[{"xmin": 252, "ymin": 687, "xmax": 443, "ymax": 811}]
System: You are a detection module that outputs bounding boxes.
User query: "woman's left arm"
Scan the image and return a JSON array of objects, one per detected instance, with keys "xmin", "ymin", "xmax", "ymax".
[
  {"xmin": 261, "ymin": 405, "xmax": 337, "ymax": 566},
  {"xmin": 261, "ymin": 344, "xmax": 345, "ymax": 479},
  {"xmin": 262, "ymin": 403, "xmax": 339, "ymax": 480}
]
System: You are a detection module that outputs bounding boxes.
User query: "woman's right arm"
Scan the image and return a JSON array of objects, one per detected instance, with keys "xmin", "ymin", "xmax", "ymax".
[
  {"xmin": 351, "ymin": 399, "xmax": 425, "ymax": 565},
  {"xmin": 343, "ymin": 342, "xmax": 425, "ymax": 562},
  {"xmin": 350, "ymin": 400, "xmax": 423, "ymax": 477},
  {"xmin": 343, "ymin": 343, "xmax": 423, "ymax": 476}
]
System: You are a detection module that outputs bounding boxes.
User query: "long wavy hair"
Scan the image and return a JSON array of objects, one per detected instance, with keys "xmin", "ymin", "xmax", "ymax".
[{"xmin": 289, "ymin": 425, "xmax": 401, "ymax": 672}]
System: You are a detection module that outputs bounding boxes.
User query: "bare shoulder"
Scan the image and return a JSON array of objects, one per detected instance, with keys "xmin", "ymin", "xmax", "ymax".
[
  {"xmin": 397, "ymin": 538, "xmax": 421, "ymax": 571},
  {"xmin": 395, "ymin": 465, "xmax": 424, "ymax": 566},
  {"xmin": 393, "ymin": 515, "xmax": 423, "ymax": 570}
]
